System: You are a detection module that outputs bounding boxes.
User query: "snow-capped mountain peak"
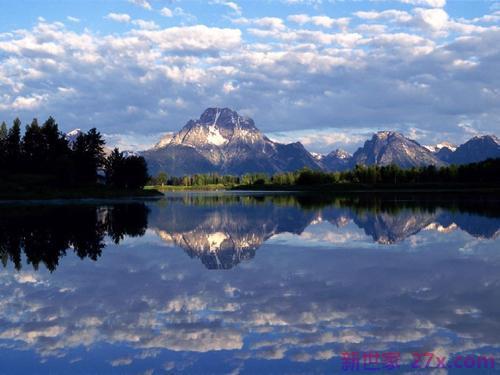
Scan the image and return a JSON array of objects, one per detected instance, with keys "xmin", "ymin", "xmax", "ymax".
[
  {"xmin": 143, "ymin": 107, "xmax": 321, "ymax": 175},
  {"xmin": 424, "ymin": 142, "xmax": 457, "ymax": 153},
  {"xmin": 67, "ymin": 128, "xmax": 82, "ymax": 137},
  {"xmin": 65, "ymin": 128, "xmax": 83, "ymax": 147},
  {"xmin": 330, "ymin": 149, "xmax": 351, "ymax": 159}
]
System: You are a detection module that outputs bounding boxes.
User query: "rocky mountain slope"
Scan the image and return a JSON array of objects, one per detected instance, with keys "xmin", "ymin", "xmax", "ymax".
[
  {"xmin": 443, "ymin": 135, "xmax": 500, "ymax": 165},
  {"xmin": 142, "ymin": 108, "xmax": 321, "ymax": 176},
  {"xmin": 349, "ymin": 131, "xmax": 445, "ymax": 169},
  {"xmin": 142, "ymin": 108, "xmax": 499, "ymax": 175},
  {"xmin": 321, "ymin": 149, "xmax": 352, "ymax": 171}
]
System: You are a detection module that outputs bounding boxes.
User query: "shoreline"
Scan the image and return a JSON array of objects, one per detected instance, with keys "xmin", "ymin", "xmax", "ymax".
[
  {"xmin": 230, "ymin": 183, "xmax": 500, "ymax": 194},
  {"xmin": 0, "ymin": 187, "xmax": 164, "ymax": 202}
]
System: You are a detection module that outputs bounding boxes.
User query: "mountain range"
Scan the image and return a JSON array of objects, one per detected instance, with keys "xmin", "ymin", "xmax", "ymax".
[{"xmin": 68, "ymin": 107, "xmax": 500, "ymax": 176}]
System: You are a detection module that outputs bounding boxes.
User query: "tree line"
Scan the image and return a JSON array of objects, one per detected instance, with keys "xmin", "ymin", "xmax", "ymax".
[
  {"xmin": 291, "ymin": 159, "xmax": 500, "ymax": 186},
  {"xmin": 149, "ymin": 158, "xmax": 500, "ymax": 188},
  {"xmin": 0, "ymin": 117, "xmax": 149, "ymax": 189}
]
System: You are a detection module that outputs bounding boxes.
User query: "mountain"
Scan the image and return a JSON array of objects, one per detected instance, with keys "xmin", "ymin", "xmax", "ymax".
[
  {"xmin": 142, "ymin": 109, "xmax": 499, "ymax": 175},
  {"xmin": 321, "ymin": 149, "xmax": 352, "ymax": 171},
  {"xmin": 424, "ymin": 142, "xmax": 457, "ymax": 153},
  {"xmin": 148, "ymin": 195, "xmax": 500, "ymax": 269},
  {"xmin": 65, "ymin": 128, "xmax": 83, "ymax": 147},
  {"xmin": 443, "ymin": 135, "xmax": 500, "ymax": 165},
  {"xmin": 149, "ymin": 194, "xmax": 315, "ymax": 269},
  {"xmin": 153, "ymin": 133, "xmax": 174, "ymax": 149},
  {"xmin": 65, "ymin": 128, "xmax": 113, "ymax": 156},
  {"xmin": 434, "ymin": 146, "xmax": 455, "ymax": 163},
  {"xmin": 350, "ymin": 131, "xmax": 446, "ymax": 169},
  {"xmin": 142, "ymin": 108, "xmax": 321, "ymax": 176}
]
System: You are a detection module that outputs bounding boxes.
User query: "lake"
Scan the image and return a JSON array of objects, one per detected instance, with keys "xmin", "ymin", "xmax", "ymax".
[{"xmin": 0, "ymin": 192, "xmax": 499, "ymax": 374}]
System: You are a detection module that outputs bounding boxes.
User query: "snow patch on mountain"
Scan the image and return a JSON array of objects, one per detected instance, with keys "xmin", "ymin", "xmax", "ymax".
[
  {"xmin": 311, "ymin": 152, "xmax": 324, "ymax": 161},
  {"xmin": 424, "ymin": 142, "xmax": 457, "ymax": 153},
  {"xmin": 65, "ymin": 128, "xmax": 83, "ymax": 146},
  {"xmin": 207, "ymin": 125, "xmax": 228, "ymax": 146},
  {"xmin": 207, "ymin": 232, "xmax": 228, "ymax": 252}
]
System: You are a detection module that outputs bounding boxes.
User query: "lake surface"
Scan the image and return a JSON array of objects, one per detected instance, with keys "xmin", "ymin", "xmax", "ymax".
[{"xmin": 1, "ymin": 192, "xmax": 499, "ymax": 374}]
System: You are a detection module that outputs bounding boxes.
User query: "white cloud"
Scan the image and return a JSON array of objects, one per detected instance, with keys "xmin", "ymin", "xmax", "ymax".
[
  {"xmin": 400, "ymin": 0, "xmax": 446, "ymax": 8},
  {"xmin": 105, "ymin": 13, "xmax": 131, "ymax": 23},
  {"xmin": 172, "ymin": 7, "xmax": 197, "ymax": 23},
  {"xmin": 413, "ymin": 7, "xmax": 449, "ymax": 31},
  {"xmin": 67, "ymin": 16, "xmax": 80, "ymax": 23},
  {"xmin": 354, "ymin": 9, "xmax": 412, "ymax": 23},
  {"xmin": 110, "ymin": 357, "xmax": 133, "ymax": 367},
  {"xmin": 287, "ymin": 14, "xmax": 350, "ymax": 29},
  {"xmin": 132, "ymin": 19, "xmax": 159, "ymax": 30},
  {"xmin": 235, "ymin": 16, "xmax": 286, "ymax": 30},
  {"xmin": 160, "ymin": 7, "xmax": 173, "ymax": 17},
  {"xmin": 212, "ymin": 0, "xmax": 242, "ymax": 15},
  {"xmin": 11, "ymin": 94, "xmax": 48, "ymax": 110},
  {"xmin": 128, "ymin": 0, "xmax": 152, "ymax": 11},
  {"xmin": 129, "ymin": 25, "xmax": 241, "ymax": 51},
  {"xmin": 0, "ymin": 6, "xmax": 499, "ymax": 146}
]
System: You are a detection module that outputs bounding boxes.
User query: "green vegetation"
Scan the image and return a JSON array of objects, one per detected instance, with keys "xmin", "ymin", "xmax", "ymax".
[
  {"xmin": 0, "ymin": 117, "xmax": 160, "ymax": 200},
  {"xmin": 148, "ymin": 158, "xmax": 500, "ymax": 192},
  {"xmin": 148, "ymin": 173, "xmax": 240, "ymax": 189},
  {"xmin": 235, "ymin": 158, "xmax": 500, "ymax": 191}
]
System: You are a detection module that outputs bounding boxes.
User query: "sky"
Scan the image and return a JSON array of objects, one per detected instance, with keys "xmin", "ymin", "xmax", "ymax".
[{"xmin": 0, "ymin": 0, "xmax": 499, "ymax": 152}]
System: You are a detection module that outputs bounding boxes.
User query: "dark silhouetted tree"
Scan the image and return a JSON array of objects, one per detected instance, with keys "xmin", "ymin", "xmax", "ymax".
[
  {"xmin": 6, "ymin": 118, "xmax": 21, "ymax": 171},
  {"xmin": 73, "ymin": 128, "xmax": 106, "ymax": 184},
  {"xmin": 105, "ymin": 148, "xmax": 149, "ymax": 189}
]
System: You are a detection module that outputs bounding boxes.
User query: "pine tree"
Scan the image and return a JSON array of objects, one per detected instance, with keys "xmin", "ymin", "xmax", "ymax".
[{"xmin": 6, "ymin": 118, "xmax": 22, "ymax": 171}]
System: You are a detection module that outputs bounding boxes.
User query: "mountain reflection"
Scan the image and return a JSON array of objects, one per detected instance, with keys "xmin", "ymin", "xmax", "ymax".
[
  {"xmin": 151, "ymin": 193, "xmax": 500, "ymax": 268},
  {"xmin": 1, "ymin": 194, "xmax": 500, "ymax": 372},
  {"xmin": 0, "ymin": 203, "xmax": 149, "ymax": 271},
  {"xmin": 1, "ymin": 193, "xmax": 499, "ymax": 271}
]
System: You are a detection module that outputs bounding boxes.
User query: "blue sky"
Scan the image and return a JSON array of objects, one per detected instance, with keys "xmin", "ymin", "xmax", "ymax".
[{"xmin": 0, "ymin": 0, "xmax": 499, "ymax": 152}]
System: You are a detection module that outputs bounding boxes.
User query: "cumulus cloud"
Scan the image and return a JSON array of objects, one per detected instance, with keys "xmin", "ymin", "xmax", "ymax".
[
  {"xmin": 160, "ymin": 7, "xmax": 173, "ymax": 17},
  {"xmin": 105, "ymin": 13, "xmax": 131, "ymax": 23},
  {"xmin": 400, "ymin": 0, "xmax": 446, "ymax": 8},
  {"xmin": 0, "ymin": 2, "xmax": 499, "ymax": 151},
  {"xmin": 354, "ymin": 9, "xmax": 412, "ymax": 23},
  {"xmin": 413, "ymin": 7, "xmax": 449, "ymax": 32},
  {"xmin": 128, "ymin": 0, "xmax": 152, "ymax": 11},
  {"xmin": 287, "ymin": 14, "xmax": 350, "ymax": 29},
  {"xmin": 132, "ymin": 19, "xmax": 159, "ymax": 30},
  {"xmin": 212, "ymin": 0, "xmax": 242, "ymax": 15},
  {"xmin": 235, "ymin": 16, "xmax": 286, "ymax": 30}
]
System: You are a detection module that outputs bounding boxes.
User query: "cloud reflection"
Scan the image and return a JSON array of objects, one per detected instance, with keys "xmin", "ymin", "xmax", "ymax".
[{"xmin": 0, "ymin": 193, "xmax": 499, "ymax": 372}]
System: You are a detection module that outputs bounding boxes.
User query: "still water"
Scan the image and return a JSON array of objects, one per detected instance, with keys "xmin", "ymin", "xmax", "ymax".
[{"xmin": 0, "ymin": 192, "xmax": 499, "ymax": 374}]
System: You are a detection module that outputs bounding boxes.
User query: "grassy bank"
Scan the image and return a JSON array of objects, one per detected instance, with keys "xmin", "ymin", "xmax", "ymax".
[
  {"xmin": 145, "ymin": 184, "xmax": 230, "ymax": 191},
  {"xmin": 144, "ymin": 182, "xmax": 500, "ymax": 193}
]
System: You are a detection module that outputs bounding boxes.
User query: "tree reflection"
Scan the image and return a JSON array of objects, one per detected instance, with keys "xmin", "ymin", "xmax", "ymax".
[{"xmin": 0, "ymin": 204, "xmax": 149, "ymax": 271}]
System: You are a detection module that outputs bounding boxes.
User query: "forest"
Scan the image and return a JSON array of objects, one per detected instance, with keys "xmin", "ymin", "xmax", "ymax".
[
  {"xmin": 148, "ymin": 158, "xmax": 500, "ymax": 190},
  {"xmin": 0, "ymin": 117, "xmax": 151, "ymax": 197}
]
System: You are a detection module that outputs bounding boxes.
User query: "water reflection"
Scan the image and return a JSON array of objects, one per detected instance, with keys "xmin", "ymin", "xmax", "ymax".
[
  {"xmin": 150, "ymin": 193, "xmax": 500, "ymax": 268},
  {"xmin": 0, "ymin": 193, "xmax": 499, "ymax": 373},
  {"xmin": 0, "ymin": 204, "xmax": 149, "ymax": 271}
]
